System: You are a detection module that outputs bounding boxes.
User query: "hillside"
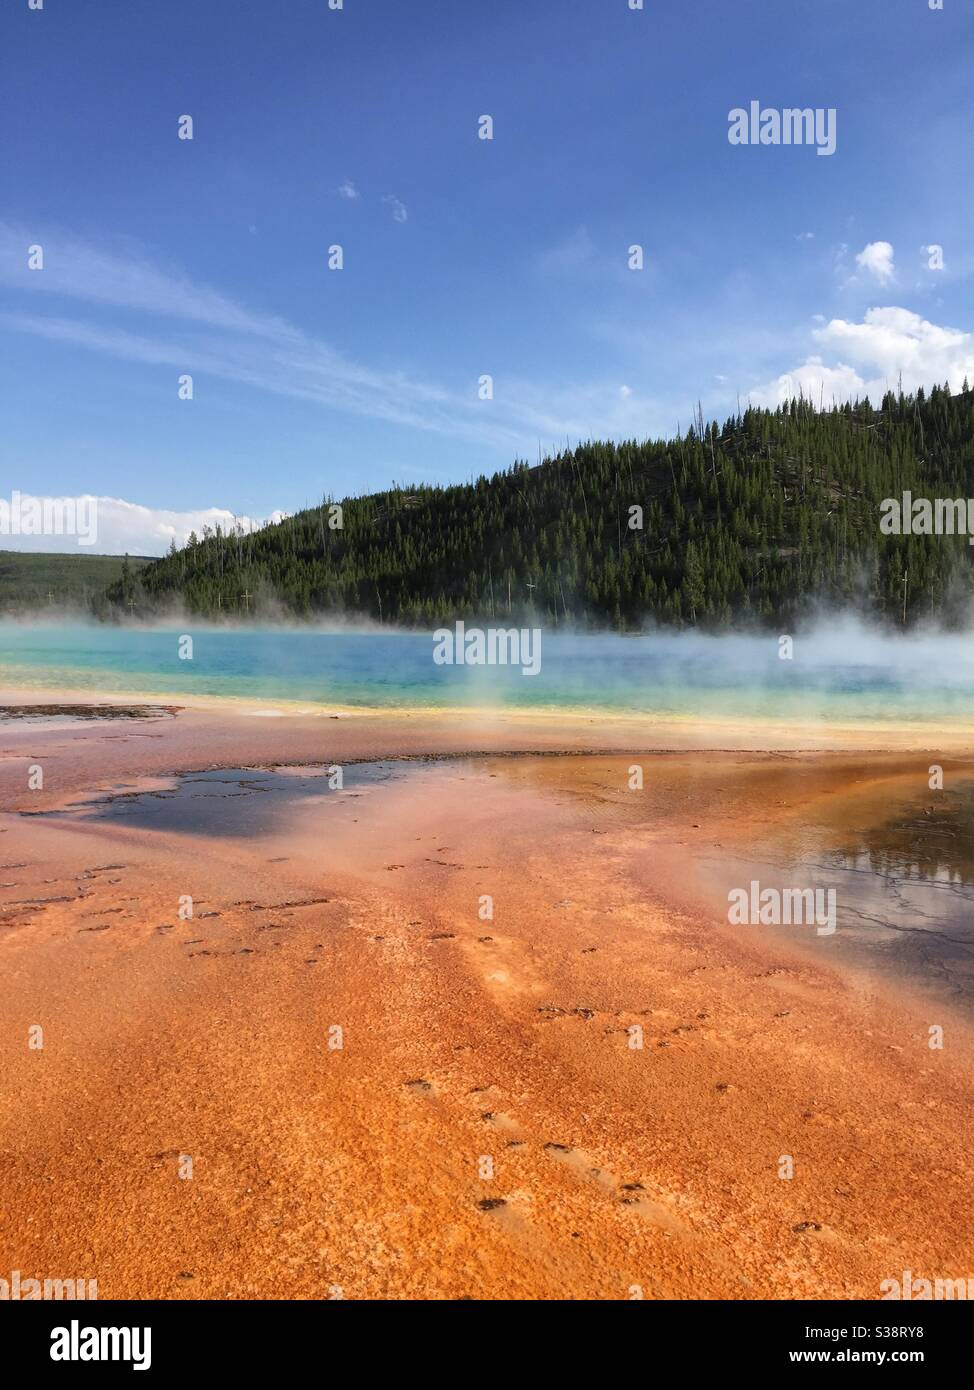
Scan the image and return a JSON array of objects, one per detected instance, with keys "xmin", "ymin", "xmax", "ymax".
[
  {"xmin": 0, "ymin": 551, "xmax": 150, "ymax": 615},
  {"xmin": 104, "ymin": 384, "xmax": 974, "ymax": 630}
]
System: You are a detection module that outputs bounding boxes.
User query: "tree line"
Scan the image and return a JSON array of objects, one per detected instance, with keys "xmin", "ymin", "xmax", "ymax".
[{"xmin": 101, "ymin": 384, "xmax": 974, "ymax": 630}]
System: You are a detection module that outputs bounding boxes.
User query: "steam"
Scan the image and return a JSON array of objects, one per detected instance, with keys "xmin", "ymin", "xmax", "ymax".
[{"xmin": 3, "ymin": 612, "xmax": 974, "ymax": 723}]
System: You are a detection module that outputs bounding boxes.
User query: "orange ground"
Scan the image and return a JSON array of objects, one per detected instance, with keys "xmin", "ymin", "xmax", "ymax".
[{"xmin": 1, "ymin": 703, "xmax": 972, "ymax": 1299}]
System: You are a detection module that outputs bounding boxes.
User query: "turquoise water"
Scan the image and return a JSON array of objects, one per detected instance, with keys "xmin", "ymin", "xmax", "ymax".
[{"xmin": 1, "ymin": 621, "xmax": 974, "ymax": 723}]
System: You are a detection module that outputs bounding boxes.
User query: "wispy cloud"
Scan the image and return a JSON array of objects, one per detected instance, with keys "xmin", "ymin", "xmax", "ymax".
[
  {"xmin": 0, "ymin": 224, "xmax": 299, "ymax": 340},
  {"xmin": 0, "ymin": 225, "xmax": 523, "ymax": 447},
  {"xmin": 0, "ymin": 223, "xmax": 668, "ymax": 456},
  {"xmin": 337, "ymin": 179, "xmax": 360, "ymax": 200},
  {"xmin": 536, "ymin": 226, "xmax": 599, "ymax": 276},
  {"xmin": 381, "ymin": 194, "xmax": 408, "ymax": 223}
]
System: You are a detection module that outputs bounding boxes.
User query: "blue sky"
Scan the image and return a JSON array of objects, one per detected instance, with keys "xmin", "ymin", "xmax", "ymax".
[{"xmin": 2, "ymin": 0, "xmax": 973, "ymax": 552}]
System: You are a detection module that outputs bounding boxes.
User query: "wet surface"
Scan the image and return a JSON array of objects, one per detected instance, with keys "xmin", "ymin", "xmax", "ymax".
[
  {"xmin": 0, "ymin": 703, "xmax": 179, "ymax": 722},
  {"xmin": 26, "ymin": 761, "xmax": 408, "ymax": 838},
  {"xmin": 696, "ymin": 776, "xmax": 974, "ymax": 1011},
  {"xmin": 22, "ymin": 749, "xmax": 974, "ymax": 1008},
  {"xmin": 808, "ymin": 782, "xmax": 974, "ymax": 1004},
  {"xmin": 485, "ymin": 752, "xmax": 974, "ymax": 1013},
  {"xmin": 836, "ymin": 783, "xmax": 974, "ymax": 884}
]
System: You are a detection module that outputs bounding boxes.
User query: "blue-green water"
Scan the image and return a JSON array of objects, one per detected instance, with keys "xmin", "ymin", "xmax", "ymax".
[{"xmin": 2, "ymin": 622, "xmax": 974, "ymax": 724}]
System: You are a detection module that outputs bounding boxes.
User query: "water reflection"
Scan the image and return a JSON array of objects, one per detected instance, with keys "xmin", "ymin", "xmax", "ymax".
[{"xmin": 834, "ymin": 785, "xmax": 974, "ymax": 885}]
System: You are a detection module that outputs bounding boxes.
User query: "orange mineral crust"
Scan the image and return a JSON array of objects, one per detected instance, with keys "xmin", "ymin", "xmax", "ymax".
[{"xmin": 0, "ymin": 705, "xmax": 971, "ymax": 1300}]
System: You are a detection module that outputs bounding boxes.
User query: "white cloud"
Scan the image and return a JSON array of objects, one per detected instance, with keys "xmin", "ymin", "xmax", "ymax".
[
  {"xmin": 338, "ymin": 179, "xmax": 359, "ymax": 200},
  {"xmin": 749, "ymin": 306, "xmax": 974, "ymax": 407},
  {"xmin": 0, "ymin": 495, "xmax": 287, "ymax": 557},
  {"xmin": 855, "ymin": 240, "xmax": 895, "ymax": 285},
  {"xmin": 381, "ymin": 194, "xmax": 408, "ymax": 223},
  {"xmin": 749, "ymin": 357, "xmax": 870, "ymax": 408}
]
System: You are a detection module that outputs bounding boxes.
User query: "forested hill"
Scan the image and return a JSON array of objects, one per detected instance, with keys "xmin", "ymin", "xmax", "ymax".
[
  {"xmin": 104, "ymin": 384, "xmax": 974, "ymax": 630},
  {"xmin": 0, "ymin": 551, "xmax": 150, "ymax": 614}
]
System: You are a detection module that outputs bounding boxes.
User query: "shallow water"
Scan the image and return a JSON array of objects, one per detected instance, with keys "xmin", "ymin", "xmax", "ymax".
[
  {"xmin": 32, "ymin": 750, "xmax": 974, "ymax": 1011},
  {"xmin": 4, "ymin": 621, "xmax": 974, "ymax": 722},
  {"xmin": 28, "ymin": 762, "xmax": 404, "ymax": 838},
  {"xmin": 695, "ymin": 776, "xmax": 974, "ymax": 1010}
]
